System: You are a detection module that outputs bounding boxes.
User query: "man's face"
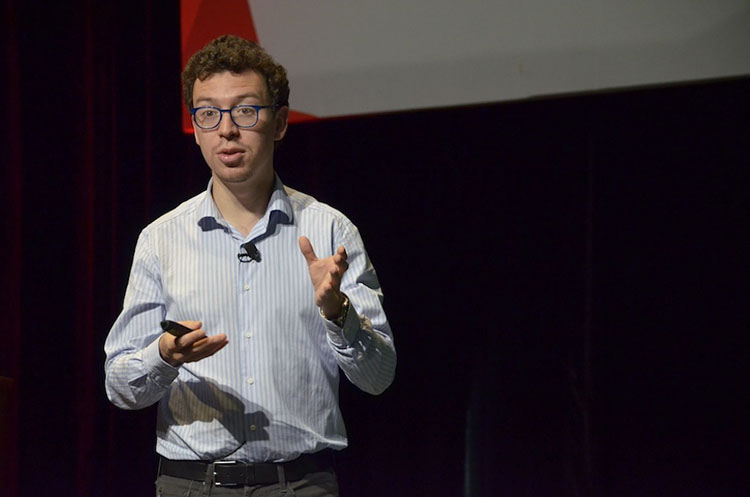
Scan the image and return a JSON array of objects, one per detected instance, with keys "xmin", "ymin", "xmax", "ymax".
[{"xmin": 192, "ymin": 70, "xmax": 288, "ymax": 189}]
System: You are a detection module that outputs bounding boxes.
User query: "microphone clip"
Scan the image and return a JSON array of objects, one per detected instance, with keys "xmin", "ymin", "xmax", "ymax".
[{"xmin": 238, "ymin": 241, "xmax": 261, "ymax": 263}]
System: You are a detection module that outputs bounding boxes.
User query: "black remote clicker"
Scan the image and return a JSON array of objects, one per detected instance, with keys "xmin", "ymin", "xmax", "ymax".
[{"xmin": 160, "ymin": 320, "xmax": 192, "ymax": 337}]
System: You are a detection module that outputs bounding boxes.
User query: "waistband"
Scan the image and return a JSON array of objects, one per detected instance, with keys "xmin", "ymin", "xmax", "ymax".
[{"xmin": 158, "ymin": 450, "xmax": 335, "ymax": 487}]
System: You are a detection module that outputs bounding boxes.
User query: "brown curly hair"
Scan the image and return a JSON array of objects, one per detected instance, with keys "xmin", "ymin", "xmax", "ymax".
[{"xmin": 181, "ymin": 35, "xmax": 290, "ymax": 111}]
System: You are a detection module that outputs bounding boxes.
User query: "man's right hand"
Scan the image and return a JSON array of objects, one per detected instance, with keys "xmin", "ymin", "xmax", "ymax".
[{"xmin": 158, "ymin": 320, "xmax": 228, "ymax": 367}]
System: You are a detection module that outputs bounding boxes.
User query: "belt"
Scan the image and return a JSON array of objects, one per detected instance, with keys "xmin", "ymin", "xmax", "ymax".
[{"xmin": 158, "ymin": 451, "xmax": 335, "ymax": 487}]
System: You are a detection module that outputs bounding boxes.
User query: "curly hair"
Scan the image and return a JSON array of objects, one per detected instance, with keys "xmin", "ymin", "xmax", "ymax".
[{"xmin": 181, "ymin": 35, "xmax": 290, "ymax": 111}]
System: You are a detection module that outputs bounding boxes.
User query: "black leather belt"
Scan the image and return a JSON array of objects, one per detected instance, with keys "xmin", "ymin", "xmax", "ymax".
[{"xmin": 158, "ymin": 451, "xmax": 334, "ymax": 487}]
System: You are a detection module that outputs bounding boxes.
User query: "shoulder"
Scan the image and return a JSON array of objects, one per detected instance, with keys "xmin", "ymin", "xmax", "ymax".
[
  {"xmin": 284, "ymin": 185, "xmax": 361, "ymax": 243},
  {"xmin": 142, "ymin": 190, "xmax": 206, "ymax": 236},
  {"xmin": 285, "ymin": 186, "xmax": 351, "ymax": 224}
]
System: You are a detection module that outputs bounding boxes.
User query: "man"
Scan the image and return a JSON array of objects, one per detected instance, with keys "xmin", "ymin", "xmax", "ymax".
[{"xmin": 104, "ymin": 35, "xmax": 396, "ymax": 496}]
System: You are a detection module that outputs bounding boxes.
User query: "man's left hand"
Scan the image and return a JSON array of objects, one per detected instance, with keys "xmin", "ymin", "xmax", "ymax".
[{"xmin": 298, "ymin": 236, "xmax": 349, "ymax": 319}]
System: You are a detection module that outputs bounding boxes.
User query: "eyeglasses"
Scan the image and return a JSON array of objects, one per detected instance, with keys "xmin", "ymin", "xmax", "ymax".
[{"xmin": 190, "ymin": 104, "xmax": 276, "ymax": 130}]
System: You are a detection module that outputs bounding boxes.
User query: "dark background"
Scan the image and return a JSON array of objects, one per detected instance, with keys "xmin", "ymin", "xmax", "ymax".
[{"xmin": 1, "ymin": 1, "xmax": 748, "ymax": 496}]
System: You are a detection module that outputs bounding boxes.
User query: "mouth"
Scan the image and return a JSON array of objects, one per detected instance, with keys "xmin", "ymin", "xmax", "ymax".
[{"xmin": 217, "ymin": 148, "xmax": 245, "ymax": 165}]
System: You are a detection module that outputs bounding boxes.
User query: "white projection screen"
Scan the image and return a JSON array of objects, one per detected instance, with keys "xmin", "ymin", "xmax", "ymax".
[{"xmin": 182, "ymin": 0, "xmax": 750, "ymax": 123}]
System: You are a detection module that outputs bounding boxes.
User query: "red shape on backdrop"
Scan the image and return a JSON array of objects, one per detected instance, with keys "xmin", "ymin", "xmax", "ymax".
[
  {"xmin": 181, "ymin": 0, "xmax": 258, "ymax": 133},
  {"xmin": 288, "ymin": 110, "xmax": 319, "ymax": 123},
  {"xmin": 180, "ymin": 0, "xmax": 317, "ymax": 133}
]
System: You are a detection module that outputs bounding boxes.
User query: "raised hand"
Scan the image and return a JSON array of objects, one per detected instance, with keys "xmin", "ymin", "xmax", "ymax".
[{"xmin": 298, "ymin": 236, "xmax": 349, "ymax": 319}]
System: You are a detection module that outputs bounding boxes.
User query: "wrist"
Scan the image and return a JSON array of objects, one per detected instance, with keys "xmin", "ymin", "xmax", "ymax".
[{"xmin": 320, "ymin": 292, "xmax": 350, "ymax": 326}]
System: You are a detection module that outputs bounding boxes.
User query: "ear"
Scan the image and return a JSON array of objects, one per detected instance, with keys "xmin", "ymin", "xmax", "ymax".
[{"xmin": 274, "ymin": 106, "xmax": 289, "ymax": 141}]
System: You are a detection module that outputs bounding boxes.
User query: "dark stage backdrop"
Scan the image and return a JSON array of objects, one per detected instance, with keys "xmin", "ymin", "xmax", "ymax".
[{"xmin": 2, "ymin": 2, "xmax": 748, "ymax": 496}]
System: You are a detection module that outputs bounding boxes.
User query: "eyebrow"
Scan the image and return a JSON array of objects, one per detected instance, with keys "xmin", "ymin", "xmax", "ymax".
[{"xmin": 193, "ymin": 93, "xmax": 265, "ymax": 106}]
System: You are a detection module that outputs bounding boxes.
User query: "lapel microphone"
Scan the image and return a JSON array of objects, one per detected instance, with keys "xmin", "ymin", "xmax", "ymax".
[{"xmin": 238, "ymin": 241, "xmax": 261, "ymax": 263}]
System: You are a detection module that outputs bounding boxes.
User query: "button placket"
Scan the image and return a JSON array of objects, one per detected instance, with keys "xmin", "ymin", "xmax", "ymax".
[{"xmin": 238, "ymin": 245, "xmax": 256, "ymax": 394}]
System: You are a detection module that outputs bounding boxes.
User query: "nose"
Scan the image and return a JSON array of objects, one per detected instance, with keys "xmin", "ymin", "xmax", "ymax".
[{"xmin": 217, "ymin": 109, "xmax": 239, "ymax": 139}]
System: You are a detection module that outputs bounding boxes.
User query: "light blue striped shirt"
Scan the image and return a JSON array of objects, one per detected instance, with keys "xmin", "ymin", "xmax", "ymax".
[{"xmin": 104, "ymin": 175, "xmax": 396, "ymax": 462}]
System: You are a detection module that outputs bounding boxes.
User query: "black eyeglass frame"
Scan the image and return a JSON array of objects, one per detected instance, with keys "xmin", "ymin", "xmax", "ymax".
[{"xmin": 189, "ymin": 104, "xmax": 278, "ymax": 130}]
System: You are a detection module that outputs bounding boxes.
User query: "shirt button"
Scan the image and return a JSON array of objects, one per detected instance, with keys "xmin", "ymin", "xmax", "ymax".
[
  {"xmin": 245, "ymin": 332, "xmax": 253, "ymax": 339},
  {"xmin": 243, "ymin": 284, "xmax": 250, "ymax": 291},
  {"xmin": 247, "ymin": 377, "xmax": 255, "ymax": 385},
  {"xmin": 250, "ymin": 424, "xmax": 257, "ymax": 432}
]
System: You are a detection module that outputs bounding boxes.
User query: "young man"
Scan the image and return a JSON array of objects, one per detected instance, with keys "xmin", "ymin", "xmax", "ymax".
[{"xmin": 104, "ymin": 35, "xmax": 396, "ymax": 496}]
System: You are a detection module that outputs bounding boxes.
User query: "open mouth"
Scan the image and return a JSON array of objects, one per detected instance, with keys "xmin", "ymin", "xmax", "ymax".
[{"xmin": 218, "ymin": 149, "xmax": 244, "ymax": 164}]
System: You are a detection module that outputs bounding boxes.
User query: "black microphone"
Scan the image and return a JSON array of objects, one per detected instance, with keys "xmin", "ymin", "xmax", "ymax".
[{"xmin": 238, "ymin": 241, "xmax": 261, "ymax": 263}]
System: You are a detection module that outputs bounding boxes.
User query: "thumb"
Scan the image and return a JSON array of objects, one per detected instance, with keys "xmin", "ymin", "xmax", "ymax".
[{"xmin": 298, "ymin": 236, "xmax": 318, "ymax": 265}]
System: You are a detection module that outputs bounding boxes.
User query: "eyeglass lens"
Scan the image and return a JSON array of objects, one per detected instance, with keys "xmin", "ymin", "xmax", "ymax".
[{"xmin": 194, "ymin": 106, "xmax": 259, "ymax": 128}]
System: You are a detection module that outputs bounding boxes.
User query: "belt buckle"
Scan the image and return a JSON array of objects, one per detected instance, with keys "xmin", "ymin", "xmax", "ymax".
[{"xmin": 212, "ymin": 461, "xmax": 245, "ymax": 487}]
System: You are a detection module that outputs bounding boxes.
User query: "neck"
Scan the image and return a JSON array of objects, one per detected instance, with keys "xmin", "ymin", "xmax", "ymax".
[{"xmin": 211, "ymin": 172, "xmax": 275, "ymax": 237}]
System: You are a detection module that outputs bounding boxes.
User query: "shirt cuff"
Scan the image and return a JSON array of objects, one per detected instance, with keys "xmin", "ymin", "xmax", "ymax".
[
  {"xmin": 142, "ymin": 336, "xmax": 181, "ymax": 386},
  {"xmin": 324, "ymin": 306, "xmax": 359, "ymax": 348}
]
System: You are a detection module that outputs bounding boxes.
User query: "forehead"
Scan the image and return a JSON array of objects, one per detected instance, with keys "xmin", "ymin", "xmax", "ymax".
[{"xmin": 192, "ymin": 70, "xmax": 269, "ymax": 104}]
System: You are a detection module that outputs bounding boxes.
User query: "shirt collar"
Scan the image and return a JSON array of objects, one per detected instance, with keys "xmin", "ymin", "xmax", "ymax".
[{"xmin": 196, "ymin": 174, "xmax": 294, "ymax": 240}]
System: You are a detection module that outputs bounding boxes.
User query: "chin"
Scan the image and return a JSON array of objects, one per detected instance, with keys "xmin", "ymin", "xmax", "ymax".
[
  {"xmin": 211, "ymin": 163, "xmax": 247, "ymax": 178},
  {"xmin": 218, "ymin": 173, "xmax": 253, "ymax": 185}
]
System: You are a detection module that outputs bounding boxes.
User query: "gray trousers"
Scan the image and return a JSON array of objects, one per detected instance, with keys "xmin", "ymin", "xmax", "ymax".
[{"xmin": 155, "ymin": 470, "xmax": 339, "ymax": 497}]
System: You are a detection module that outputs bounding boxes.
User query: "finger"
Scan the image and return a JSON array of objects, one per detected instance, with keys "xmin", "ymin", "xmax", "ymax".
[
  {"xmin": 183, "ymin": 335, "xmax": 228, "ymax": 362},
  {"xmin": 171, "ymin": 321, "xmax": 203, "ymax": 349},
  {"xmin": 330, "ymin": 255, "xmax": 349, "ymax": 276},
  {"xmin": 195, "ymin": 333, "xmax": 226, "ymax": 349},
  {"xmin": 335, "ymin": 256, "xmax": 349, "ymax": 272},
  {"xmin": 336, "ymin": 246, "xmax": 347, "ymax": 260},
  {"xmin": 298, "ymin": 236, "xmax": 318, "ymax": 265},
  {"xmin": 201, "ymin": 336, "xmax": 228, "ymax": 356},
  {"xmin": 175, "ymin": 328, "xmax": 208, "ymax": 349},
  {"xmin": 176, "ymin": 334, "xmax": 226, "ymax": 361}
]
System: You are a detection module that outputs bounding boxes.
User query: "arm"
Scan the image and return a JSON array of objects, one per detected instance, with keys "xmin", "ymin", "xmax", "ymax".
[
  {"xmin": 299, "ymin": 225, "xmax": 396, "ymax": 395},
  {"xmin": 104, "ymin": 230, "xmax": 226, "ymax": 409},
  {"xmin": 104, "ymin": 229, "xmax": 176, "ymax": 409}
]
